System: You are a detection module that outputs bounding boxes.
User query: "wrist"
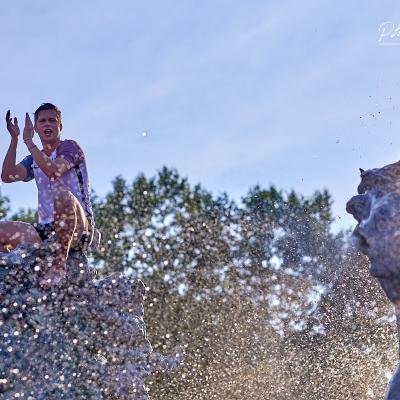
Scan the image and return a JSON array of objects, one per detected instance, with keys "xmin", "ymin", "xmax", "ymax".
[{"xmin": 24, "ymin": 139, "xmax": 36, "ymax": 151}]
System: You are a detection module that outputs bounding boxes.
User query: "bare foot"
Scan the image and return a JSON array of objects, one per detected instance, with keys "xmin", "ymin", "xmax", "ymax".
[{"xmin": 39, "ymin": 262, "xmax": 66, "ymax": 289}]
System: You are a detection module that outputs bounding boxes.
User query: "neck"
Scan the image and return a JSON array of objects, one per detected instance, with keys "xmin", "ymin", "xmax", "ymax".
[{"xmin": 42, "ymin": 139, "xmax": 61, "ymax": 156}]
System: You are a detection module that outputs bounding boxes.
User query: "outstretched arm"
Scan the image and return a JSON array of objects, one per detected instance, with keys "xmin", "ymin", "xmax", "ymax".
[{"xmin": 1, "ymin": 111, "xmax": 27, "ymax": 183}]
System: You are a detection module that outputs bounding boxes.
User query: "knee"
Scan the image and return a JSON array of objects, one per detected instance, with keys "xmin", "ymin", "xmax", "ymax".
[
  {"xmin": 25, "ymin": 227, "xmax": 41, "ymax": 244},
  {"xmin": 0, "ymin": 221, "xmax": 8, "ymax": 235},
  {"xmin": 53, "ymin": 180, "xmax": 71, "ymax": 199},
  {"xmin": 54, "ymin": 186, "xmax": 74, "ymax": 207},
  {"xmin": 55, "ymin": 195, "xmax": 76, "ymax": 221}
]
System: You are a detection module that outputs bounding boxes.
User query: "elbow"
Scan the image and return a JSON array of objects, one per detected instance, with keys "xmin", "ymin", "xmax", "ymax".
[
  {"xmin": 42, "ymin": 165, "xmax": 58, "ymax": 180},
  {"xmin": 45, "ymin": 171, "xmax": 55, "ymax": 180},
  {"xmin": 44, "ymin": 160, "xmax": 68, "ymax": 181},
  {"xmin": 45, "ymin": 170, "xmax": 62, "ymax": 181},
  {"xmin": 1, "ymin": 173, "xmax": 13, "ymax": 183}
]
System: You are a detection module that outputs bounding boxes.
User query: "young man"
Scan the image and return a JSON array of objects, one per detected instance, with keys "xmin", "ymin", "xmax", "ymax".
[{"xmin": 1, "ymin": 103, "xmax": 95, "ymax": 289}]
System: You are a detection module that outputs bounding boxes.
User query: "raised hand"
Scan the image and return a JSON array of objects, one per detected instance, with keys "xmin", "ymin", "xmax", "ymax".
[
  {"xmin": 5, "ymin": 110, "xmax": 20, "ymax": 139},
  {"xmin": 23, "ymin": 112, "xmax": 34, "ymax": 143}
]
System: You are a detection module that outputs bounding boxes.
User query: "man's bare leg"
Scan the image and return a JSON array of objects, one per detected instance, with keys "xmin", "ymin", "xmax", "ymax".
[
  {"xmin": 39, "ymin": 186, "xmax": 88, "ymax": 288},
  {"xmin": 0, "ymin": 221, "xmax": 42, "ymax": 252}
]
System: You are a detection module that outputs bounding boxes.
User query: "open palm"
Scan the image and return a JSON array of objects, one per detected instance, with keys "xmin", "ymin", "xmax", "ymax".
[
  {"xmin": 23, "ymin": 113, "xmax": 34, "ymax": 142},
  {"xmin": 5, "ymin": 110, "xmax": 20, "ymax": 139}
]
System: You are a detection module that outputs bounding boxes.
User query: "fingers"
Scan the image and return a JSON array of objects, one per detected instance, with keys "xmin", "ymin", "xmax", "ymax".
[
  {"xmin": 5, "ymin": 111, "xmax": 18, "ymax": 128},
  {"xmin": 23, "ymin": 113, "xmax": 34, "ymax": 142},
  {"xmin": 25, "ymin": 112, "xmax": 33, "ymax": 127},
  {"xmin": 5, "ymin": 111, "xmax": 20, "ymax": 138}
]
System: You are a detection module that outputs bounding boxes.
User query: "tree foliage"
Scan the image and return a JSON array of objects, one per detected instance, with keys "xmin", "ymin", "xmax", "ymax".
[{"xmin": 88, "ymin": 167, "xmax": 395, "ymax": 399}]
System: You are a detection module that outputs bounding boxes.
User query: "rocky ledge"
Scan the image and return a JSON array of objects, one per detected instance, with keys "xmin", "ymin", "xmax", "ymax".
[{"xmin": 0, "ymin": 240, "xmax": 183, "ymax": 399}]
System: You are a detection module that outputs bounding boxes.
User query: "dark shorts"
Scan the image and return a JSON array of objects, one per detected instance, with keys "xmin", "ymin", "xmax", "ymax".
[
  {"xmin": 35, "ymin": 221, "xmax": 94, "ymax": 252},
  {"xmin": 35, "ymin": 223, "xmax": 56, "ymax": 242}
]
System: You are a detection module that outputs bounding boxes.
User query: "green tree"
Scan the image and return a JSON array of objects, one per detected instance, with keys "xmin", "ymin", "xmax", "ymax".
[
  {"xmin": 0, "ymin": 190, "xmax": 10, "ymax": 221},
  {"xmin": 92, "ymin": 167, "xmax": 239, "ymax": 298},
  {"xmin": 11, "ymin": 208, "xmax": 38, "ymax": 224}
]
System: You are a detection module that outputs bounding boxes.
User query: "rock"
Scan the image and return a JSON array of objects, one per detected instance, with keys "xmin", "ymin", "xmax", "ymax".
[{"xmin": 0, "ymin": 240, "xmax": 183, "ymax": 399}]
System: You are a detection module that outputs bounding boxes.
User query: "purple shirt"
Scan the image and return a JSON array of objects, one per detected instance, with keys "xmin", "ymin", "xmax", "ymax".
[{"xmin": 20, "ymin": 140, "xmax": 94, "ymax": 225}]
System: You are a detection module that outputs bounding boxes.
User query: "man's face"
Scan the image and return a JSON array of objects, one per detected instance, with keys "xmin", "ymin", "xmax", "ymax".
[
  {"xmin": 34, "ymin": 109, "xmax": 61, "ymax": 144},
  {"xmin": 346, "ymin": 168, "xmax": 400, "ymax": 305}
]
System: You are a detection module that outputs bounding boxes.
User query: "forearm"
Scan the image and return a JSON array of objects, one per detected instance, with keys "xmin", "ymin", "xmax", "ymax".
[
  {"xmin": 24, "ymin": 140, "xmax": 58, "ymax": 179},
  {"xmin": 1, "ymin": 137, "xmax": 19, "ymax": 180}
]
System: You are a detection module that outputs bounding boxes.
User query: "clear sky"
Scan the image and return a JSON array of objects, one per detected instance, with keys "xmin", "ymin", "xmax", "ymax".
[{"xmin": 1, "ymin": 1, "xmax": 400, "ymax": 232}]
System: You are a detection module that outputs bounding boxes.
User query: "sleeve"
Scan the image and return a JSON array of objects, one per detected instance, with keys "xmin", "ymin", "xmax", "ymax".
[
  {"xmin": 56, "ymin": 140, "xmax": 85, "ymax": 168},
  {"xmin": 19, "ymin": 155, "xmax": 34, "ymax": 182}
]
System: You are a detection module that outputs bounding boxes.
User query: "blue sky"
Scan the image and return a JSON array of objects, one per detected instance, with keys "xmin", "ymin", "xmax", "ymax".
[{"xmin": 1, "ymin": 1, "xmax": 400, "ymax": 232}]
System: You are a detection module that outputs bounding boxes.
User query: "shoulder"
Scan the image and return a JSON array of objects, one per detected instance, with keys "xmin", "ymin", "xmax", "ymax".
[
  {"xmin": 20, "ymin": 154, "xmax": 34, "ymax": 166},
  {"xmin": 19, "ymin": 154, "xmax": 34, "ymax": 182},
  {"xmin": 57, "ymin": 139, "xmax": 84, "ymax": 153},
  {"xmin": 56, "ymin": 139, "xmax": 85, "ymax": 164}
]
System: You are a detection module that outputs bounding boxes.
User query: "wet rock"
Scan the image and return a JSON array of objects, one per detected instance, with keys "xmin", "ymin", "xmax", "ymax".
[{"xmin": 0, "ymin": 240, "xmax": 183, "ymax": 399}]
